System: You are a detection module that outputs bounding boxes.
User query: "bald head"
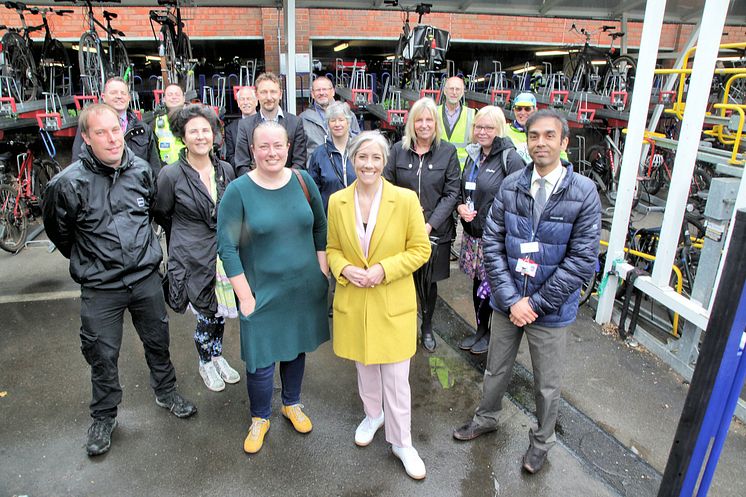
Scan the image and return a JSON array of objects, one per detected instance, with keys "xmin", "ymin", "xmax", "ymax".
[{"xmin": 444, "ymin": 77, "xmax": 465, "ymax": 109}]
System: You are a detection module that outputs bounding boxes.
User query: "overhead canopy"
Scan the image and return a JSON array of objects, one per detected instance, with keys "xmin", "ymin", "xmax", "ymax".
[{"xmin": 31, "ymin": 0, "xmax": 746, "ymax": 26}]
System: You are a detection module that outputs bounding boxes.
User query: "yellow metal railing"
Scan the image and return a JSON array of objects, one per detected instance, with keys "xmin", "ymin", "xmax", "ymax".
[{"xmin": 600, "ymin": 240, "xmax": 685, "ymax": 337}]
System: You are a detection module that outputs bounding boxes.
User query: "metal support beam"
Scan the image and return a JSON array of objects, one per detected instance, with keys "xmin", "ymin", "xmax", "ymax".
[
  {"xmin": 596, "ymin": 0, "xmax": 666, "ymax": 324},
  {"xmin": 620, "ymin": 13, "xmax": 628, "ymax": 55},
  {"xmin": 613, "ymin": 0, "xmax": 645, "ymax": 18},
  {"xmin": 650, "ymin": 0, "xmax": 727, "ymax": 289},
  {"xmin": 538, "ymin": 0, "xmax": 565, "ymax": 15},
  {"xmin": 284, "ymin": 0, "xmax": 297, "ymax": 114}
]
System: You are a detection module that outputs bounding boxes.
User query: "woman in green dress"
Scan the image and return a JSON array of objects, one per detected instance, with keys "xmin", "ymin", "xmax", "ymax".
[{"xmin": 217, "ymin": 120, "xmax": 330, "ymax": 454}]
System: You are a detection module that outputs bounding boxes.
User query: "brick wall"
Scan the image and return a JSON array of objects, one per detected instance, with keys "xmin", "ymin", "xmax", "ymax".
[{"xmin": 1, "ymin": 5, "xmax": 740, "ymax": 74}]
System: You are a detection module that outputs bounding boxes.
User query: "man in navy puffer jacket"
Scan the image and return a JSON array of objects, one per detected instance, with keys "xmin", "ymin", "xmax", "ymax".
[{"xmin": 452, "ymin": 109, "xmax": 601, "ymax": 475}]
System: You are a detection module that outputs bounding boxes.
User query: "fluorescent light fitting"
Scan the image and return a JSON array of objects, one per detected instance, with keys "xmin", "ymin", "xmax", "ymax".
[
  {"xmin": 333, "ymin": 42, "xmax": 349, "ymax": 52},
  {"xmin": 717, "ymin": 56, "xmax": 744, "ymax": 62},
  {"xmin": 536, "ymin": 50, "xmax": 570, "ymax": 56},
  {"xmin": 71, "ymin": 44, "xmax": 98, "ymax": 53},
  {"xmin": 146, "ymin": 55, "xmax": 162, "ymax": 61},
  {"xmin": 385, "ymin": 55, "xmax": 396, "ymax": 60},
  {"xmin": 513, "ymin": 65, "xmax": 537, "ymax": 75},
  {"xmin": 591, "ymin": 60, "xmax": 607, "ymax": 66}
]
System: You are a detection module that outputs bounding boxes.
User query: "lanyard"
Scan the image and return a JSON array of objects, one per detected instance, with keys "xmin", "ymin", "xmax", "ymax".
[{"xmin": 329, "ymin": 146, "xmax": 349, "ymax": 187}]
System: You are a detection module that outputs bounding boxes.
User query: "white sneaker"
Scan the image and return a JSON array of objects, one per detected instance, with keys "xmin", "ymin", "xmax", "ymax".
[
  {"xmin": 354, "ymin": 413, "xmax": 385, "ymax": 447},
  {"xmin": 212, "ymin": 356, "xmax": 241, "ymax": 384},
  {"xmin": 199, "ymin": 361, "xmax": 225, "ymax": 392},
  {"xmin": 392, "ymin": 445, "xmax": 426, "ymax": 480}
]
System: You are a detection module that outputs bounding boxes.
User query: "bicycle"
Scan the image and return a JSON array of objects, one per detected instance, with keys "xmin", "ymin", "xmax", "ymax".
[
  {"xmin": 0, "ymin": 1, "xmax": 73, "ymax": 102},
  {"xmin": 61, "ymin": 0, "xmax": 130, "ymax": 96},
  {"xmin": 0, "ymin": 139, "xmax": 62, "ymax": 253},
  {"xmin": 149, "ymin": 0, "xmax": 193, "ymax": 89},
  {"xmin": 564, "ymin": 24, "xmax": 636, "ymax": 97},
  {"xmin": 393, "ymin": 3, "xmax": 450, "ymax": 91}
]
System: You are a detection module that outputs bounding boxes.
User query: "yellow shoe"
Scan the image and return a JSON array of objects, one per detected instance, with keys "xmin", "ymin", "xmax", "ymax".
[
  {"xmin": 243, "ymin": 417, "xmax": 270, "ymax": 454},
  {"xmin": 281, "ymin": 404, "xmax": 313, "ymax": 434}
]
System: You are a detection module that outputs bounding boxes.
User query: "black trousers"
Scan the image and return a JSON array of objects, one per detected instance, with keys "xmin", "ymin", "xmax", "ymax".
[{"xmin": 79, "ymin": 271, "xmax": 176, "ymax": 419}]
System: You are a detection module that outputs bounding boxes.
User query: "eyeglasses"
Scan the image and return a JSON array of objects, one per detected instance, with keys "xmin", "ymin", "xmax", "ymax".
[
  {"xmin": 313, "ymin": 87, "xmax": 333, "ymax": 93},
  {"xmin": 475, "ymin": 125, "xmax": 496, "ymax": 133},
  {"xmin": 514, "ymin": 106, "xmax": 534, "ymax": 112}
]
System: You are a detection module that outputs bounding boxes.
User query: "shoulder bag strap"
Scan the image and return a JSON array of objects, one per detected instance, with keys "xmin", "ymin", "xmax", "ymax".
[{"xmin": 292, "ymin": 168, "xmax": 311, "ymax": 205}]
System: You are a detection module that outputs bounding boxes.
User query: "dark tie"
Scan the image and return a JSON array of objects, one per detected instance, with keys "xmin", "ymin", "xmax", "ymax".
[{"xmin": 533, "ymin": 178, "xmax": 547, "ymax": 230}]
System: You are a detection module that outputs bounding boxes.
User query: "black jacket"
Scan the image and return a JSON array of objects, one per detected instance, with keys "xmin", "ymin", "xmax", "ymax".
[
  {"xmin": 72, "ymin": 109, "xmax": 161, "ymax": 175},
  {"xmin": 460, "ymin": 137, "xmax": 525, "ymax": 238},
  {"xmin": 222, "ymin": 117, "xmax": 240, "ymax": 168},
  {"xmin": 153, "ymin": 150, "xmax": 235, "ymax": 315},
  {"xmin": 43, "ymin": 146, "xmax": 162, "ymax": 290},
  {"xmin": 383, "ymin": 139, "xmax": 460, "ymax": 244},
  {"xmin": 233, "ymin": 111, "xmax": 307, "ymax": 175}
]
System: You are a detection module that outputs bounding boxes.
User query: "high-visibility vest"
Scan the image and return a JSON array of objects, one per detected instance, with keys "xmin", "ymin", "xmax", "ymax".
[
  {"xmin": 438, "ymin": 104, "xmax": 474, "ymax": 170},
  {"xmin": 506, "ymin": 123, "xmax": 568, "ymax": 164},
  {"xmin": 154, "ymin": 113, "xmax": 185, "ymax": 165}
]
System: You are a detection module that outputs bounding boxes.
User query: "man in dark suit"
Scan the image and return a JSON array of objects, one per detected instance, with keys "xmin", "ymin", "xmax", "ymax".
[
  {"xmin": 233, "ymin": 72, "xmax": 307, "ymax": 175},
  {"xmin": 223, "ymin": 86, "xmax": 257, "ymax": 169}
]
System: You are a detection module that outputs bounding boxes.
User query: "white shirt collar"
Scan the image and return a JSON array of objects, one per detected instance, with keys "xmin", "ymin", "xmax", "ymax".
[
  {"xmin": 260, "ymin": 106, "xmax": 284, "ymax": 122},
  {"xmin": 531, "ymin": 163, "xmax": 565, "ymax": 195}
]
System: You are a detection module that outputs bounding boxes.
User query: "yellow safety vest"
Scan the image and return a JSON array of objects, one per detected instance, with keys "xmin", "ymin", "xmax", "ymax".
[
  {"xmin": 154, "ymin": 113, "xmax": 185, "ymax": 165},
  {"xmin": 506, "ymin": 123, "xmax": 568, "ymax": 164},
  {"xmin": 438, "ymin": 105, "xmax": 474, "ymax": 170}
]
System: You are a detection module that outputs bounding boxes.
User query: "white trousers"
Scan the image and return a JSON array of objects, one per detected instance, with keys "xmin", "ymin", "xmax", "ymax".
[{"xmin": 355, "ymin": 359, "xmax": 412, "ymax": 448}]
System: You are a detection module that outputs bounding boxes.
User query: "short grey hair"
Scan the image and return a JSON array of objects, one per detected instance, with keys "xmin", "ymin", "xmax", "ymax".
[
  {"xmin": 348, "ymin": 131, "xmax": 390, "ymax": 165},
  {"xmin": 326, "ymin": 101, "xmax": 354, "ymax": 126}
]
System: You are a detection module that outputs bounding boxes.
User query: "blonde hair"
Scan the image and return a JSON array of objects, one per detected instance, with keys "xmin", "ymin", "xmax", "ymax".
[
  {"xmin": 402, "ymin": 97, "xmax": 441, "ymax": 150},
  {"xmin": 471, "ymin": 105, "xmax": 507, "ymax": 142}
]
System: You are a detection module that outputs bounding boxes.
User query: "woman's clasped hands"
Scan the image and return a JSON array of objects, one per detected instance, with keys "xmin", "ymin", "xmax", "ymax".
[{"xmin": 341, "ymin": 264, "xmax": 385, "ymax": 288}]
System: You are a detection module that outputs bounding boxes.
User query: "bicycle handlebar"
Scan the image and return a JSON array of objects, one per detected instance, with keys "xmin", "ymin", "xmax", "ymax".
[{"xmin": 157, "ymin": 0, "xmax": 178, "ymax": 6}]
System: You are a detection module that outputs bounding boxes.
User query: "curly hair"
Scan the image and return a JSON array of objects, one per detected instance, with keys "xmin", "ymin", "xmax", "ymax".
[{"xmin": 169, "ymin": 104, "xmax": 220, "ymax": 141}]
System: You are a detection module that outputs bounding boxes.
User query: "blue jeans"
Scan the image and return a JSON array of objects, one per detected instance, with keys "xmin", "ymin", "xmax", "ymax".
[{"xmin": 245, "ymin": 353, "xmax": 305, "ymax": 419}]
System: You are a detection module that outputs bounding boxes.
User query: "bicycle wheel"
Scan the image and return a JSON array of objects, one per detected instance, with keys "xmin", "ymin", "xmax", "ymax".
[
  {"xmin": 108, "ymin": 38, "xmax": 130, "ymax": 79},
  {"xmin": 585, "ymin": 145, "xmax": 611, "ymax": 192},
  {"xmin": 78, "ymin": 32, "xmax": 105, "ymax": 95},
  {"xmin": 610, "ymin": 55, "xmax": 636, "ymax": 93},
  {"xmin": 1, "ymin": 32, "xmax": 40, "ymax": 102},
  {"xmin": 162, "ymin": 29, "xmax": 178, "ymax": 83},
  {"xmin": 0, "ymin": 184, "xmax": 28, "ymax": 253},
  {"xmin": 33, "ymin": 160, "xmax": 62, "ymax": 209},
  {"xmin": 41, "ymin": 38, "xmax": 72, "ymax": 94}
]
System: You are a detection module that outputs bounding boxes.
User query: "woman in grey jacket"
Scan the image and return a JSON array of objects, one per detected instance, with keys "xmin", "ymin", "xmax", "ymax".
[
  {"xmin": 456, "ymin": 106, "xmax": 525, "ymax": 354},
  {"xmin": 154, "ymin": 104, "xmax": 240, "ymax": 392},
  {"xmin": 383, "ymin": 97, "xmax": 461, "ymax": 352}
]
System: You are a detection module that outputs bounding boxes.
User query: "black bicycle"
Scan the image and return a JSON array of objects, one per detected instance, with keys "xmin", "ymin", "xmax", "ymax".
[
  {"xmin": 0, "ymin": 1, "xmax": 72, "ymax": 102},
  {"xmin": 57, "ymin": 0, "xmax": 129, "ymax": 95},
  {"xmin": 564, "ymin": 24, "xmax": 636, "ymax": 96},
  {"xmin": 149, "ymin": 0, "xmax": 193, "ymax": 88}
]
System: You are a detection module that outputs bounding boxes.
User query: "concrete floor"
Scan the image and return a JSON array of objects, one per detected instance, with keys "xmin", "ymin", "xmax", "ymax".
[{"xmin": 1, "ymin": 226, "xmax": 745, "ymax": 497}]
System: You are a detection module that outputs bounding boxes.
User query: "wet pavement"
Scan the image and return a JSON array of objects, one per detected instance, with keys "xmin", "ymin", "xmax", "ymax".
[{"xmin": 1, "ymin": 235, "xmax": 745, "ymax": 497}]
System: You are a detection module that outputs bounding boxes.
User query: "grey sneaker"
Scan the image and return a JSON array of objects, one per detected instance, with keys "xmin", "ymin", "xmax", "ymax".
[
  {"xmin": 155, "ymin": 390, "xmax": 197, "ymax": 418},
  {"xmin": 86, "ymin": 417, "xmax": 117, "ymax": 456}
]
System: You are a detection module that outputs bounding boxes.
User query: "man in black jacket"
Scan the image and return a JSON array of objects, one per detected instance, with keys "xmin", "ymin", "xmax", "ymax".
[
  {"xmin": 43, "ymin": 103, "xmax": 197, "ymax": 458},
  {"xmin": 71, "ymin": 77, "xmax": 161, "ymax": 174},
  {"xmin": 233, "ymin": 72, "xmax": 307, "ymax": 175},
  {"xmin": 223, "ymin": 85, "xmax": 257, "ymax": 169}
]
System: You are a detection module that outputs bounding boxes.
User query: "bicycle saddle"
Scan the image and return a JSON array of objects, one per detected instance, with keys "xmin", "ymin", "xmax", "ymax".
[
  {"xmin": 113, "ymin": 28, "xmax": 125, "ymax": 36},
  {"xmin": 157, "ymin": 0, "xmax": 178, "ymax": 6},
  {"xmin": 103, "ymin": 10, "xmax": 117, "ymax": 20},
  {"xmin": 610, "ymin": 32, "xmax": 625, "ymax": 39}
]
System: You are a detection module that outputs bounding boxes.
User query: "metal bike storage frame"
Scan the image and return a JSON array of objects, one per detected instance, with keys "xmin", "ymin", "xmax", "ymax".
[{"xmin": 594, "ymin": 0, "xmax": 746, "ymax": 421}]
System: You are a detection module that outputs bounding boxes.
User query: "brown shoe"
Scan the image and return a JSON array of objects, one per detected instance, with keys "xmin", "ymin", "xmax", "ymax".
[
  {"xmin": 522, "ymin": 445, "xmax": 548, "ymax": 474},
  {"xmin": 452, "ymin": 420, "xmax": 497, "ymax": 441}
]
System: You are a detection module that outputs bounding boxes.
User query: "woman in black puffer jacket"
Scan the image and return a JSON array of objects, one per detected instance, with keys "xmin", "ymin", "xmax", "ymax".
[
  {"xmin": 456, "ymin": 106, "xmax": 525, "ymax": 354},
  {"xmin": 384, "ymin": 97, "xmax": 461, "ymax": 352}
]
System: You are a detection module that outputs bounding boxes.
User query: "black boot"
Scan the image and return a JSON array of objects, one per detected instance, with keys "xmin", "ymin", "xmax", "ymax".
[
  {"xmin": 421, "ymin": 282, "xmax": 438, "ymax": 352},
  {"xmin": 470, "ymin": 330, "xmax": 490, "ymax": 355},
  {"xmin": 459, "ymin": 327, "xmax": 486, "ymax": 350}
]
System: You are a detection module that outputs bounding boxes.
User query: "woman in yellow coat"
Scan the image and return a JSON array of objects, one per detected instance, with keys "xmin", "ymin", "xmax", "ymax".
[{"xmin": 327, "ymin": 131, "xmax": 431, "ymax": 480}]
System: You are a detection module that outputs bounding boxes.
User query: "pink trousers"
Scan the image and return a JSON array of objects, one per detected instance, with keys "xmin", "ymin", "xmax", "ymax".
[{"xmin": 355, "ymin": 359, "xmax": 412, "ymax": 448}]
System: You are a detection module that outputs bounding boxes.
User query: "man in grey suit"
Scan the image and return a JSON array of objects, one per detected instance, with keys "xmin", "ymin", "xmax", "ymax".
[{"xmin": 233, "ymin": 72, "xmax": 307, "ymax": 175}]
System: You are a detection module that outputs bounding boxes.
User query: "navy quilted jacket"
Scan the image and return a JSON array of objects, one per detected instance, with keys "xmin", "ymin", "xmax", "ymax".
[{"xmin": 483, "ymin": 163, "xmax": 601, "ymax": 327}]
